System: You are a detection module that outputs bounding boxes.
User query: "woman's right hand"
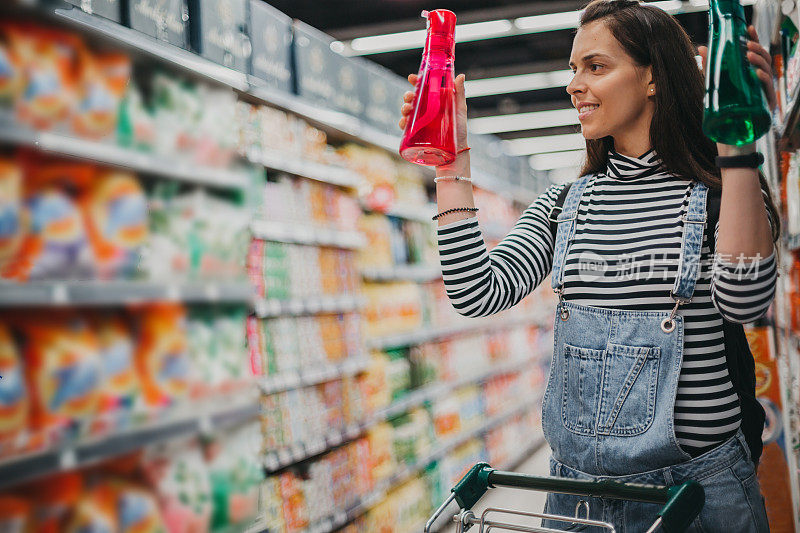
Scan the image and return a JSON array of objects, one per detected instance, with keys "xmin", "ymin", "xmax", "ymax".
[{"xmin": 398, "ymin": 72, "xmax": 469, "ymax": 152}]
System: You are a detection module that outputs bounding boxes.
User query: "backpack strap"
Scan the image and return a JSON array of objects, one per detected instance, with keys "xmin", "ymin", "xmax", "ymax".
[{"xmin": 705, "ymin": 187, "xmax": 765, "ymax": 466}]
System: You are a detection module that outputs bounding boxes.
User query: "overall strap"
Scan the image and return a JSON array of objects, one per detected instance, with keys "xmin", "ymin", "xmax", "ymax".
[
  {"xmin": 550, "ymin": 175, "xmax": 593, "ymax": 293},
  {"xmin": 670, "ymin": 181, "xmax": 709, "ymax": 303}
]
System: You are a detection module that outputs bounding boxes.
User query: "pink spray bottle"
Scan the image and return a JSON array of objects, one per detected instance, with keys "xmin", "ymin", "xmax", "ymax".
[{"xmin": 399, "ymin": 9, "xmax": 458, "ymax": 167}]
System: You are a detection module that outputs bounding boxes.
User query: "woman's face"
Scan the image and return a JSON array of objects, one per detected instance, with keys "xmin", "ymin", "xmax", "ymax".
[{"xmin": 567, "ymin": 20, "xmax": 655, "ymax": 152}]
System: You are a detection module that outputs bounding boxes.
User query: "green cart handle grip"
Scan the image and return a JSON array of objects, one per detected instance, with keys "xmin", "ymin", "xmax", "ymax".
[
  {"xmin": 451, "ymin": 463, "xmax": 705, "ymax": 532},
  {"xmin": 658, "ymin": 481, "xmax": 705, "ymax": 532}
]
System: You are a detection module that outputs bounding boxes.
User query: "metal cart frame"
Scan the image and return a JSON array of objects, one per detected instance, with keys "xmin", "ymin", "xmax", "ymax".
[{"xmin": 425, "ymin": 462, "xmax": 705, "ymax": 533}]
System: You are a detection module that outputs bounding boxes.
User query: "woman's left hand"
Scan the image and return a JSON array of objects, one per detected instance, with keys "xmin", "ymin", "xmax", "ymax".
[{"xmin": 697, "ymin": 25, "xmax": 777, "ymax": 112}]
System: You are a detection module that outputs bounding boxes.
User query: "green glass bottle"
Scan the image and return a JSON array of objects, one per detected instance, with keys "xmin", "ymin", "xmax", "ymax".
[{"xmin": 702, "ymin": 0, "xmax": 771, "ymax": 145}]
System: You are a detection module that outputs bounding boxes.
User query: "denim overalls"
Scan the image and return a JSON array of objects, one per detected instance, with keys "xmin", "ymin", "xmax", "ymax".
[{"xmin": 540, "ymin": 174, "xmax": 769, "ymax": 532}]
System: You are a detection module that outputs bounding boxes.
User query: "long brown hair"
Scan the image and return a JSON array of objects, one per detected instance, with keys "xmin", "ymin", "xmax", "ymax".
[{"xmin": 578, "ymin": 0, "xmax": 780, "ymax": 243}]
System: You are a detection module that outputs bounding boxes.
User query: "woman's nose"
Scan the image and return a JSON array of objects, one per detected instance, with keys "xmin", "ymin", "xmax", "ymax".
[{"xmin": 566, "ymin": 72, "xmax": 584, "ymax": 96}]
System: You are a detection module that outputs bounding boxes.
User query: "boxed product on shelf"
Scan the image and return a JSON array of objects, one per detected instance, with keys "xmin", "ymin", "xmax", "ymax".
[
  {"xmin": 151, "ymin": 73, "xmax": 240, "ymax": 167},
  {"xmin": 188, "ymin": 0, "xmax": 251, "ymax": 72},
  {"xmin": 126, "ymin": 0, "xmax": 191, "ymax": 49},
  {"xmin": 363, "ymin": 476, "xmax": 431, "ymax": 533},
  {"xmin": 262, "ymin": 436, "xmax": 374, "ymax": 533},
  {"xmin": 143, "ymin": 185, "xmax": 250, "ymax": 282},
  {"xmin": 259, "ymin": 175, "xmax": 361, "ymax": 232},
  {"xmin": 259, "ymin": 377, "xmax": 363, "ymax": 450},
  {"xmin": 247, "ymin": 240, "xmax": 358, "ymax": 300},
  {"xmin": 361, "ymin": 281, "xmax": 423, "ymax": 339},
  {"xmin": 339, "ymin": 143, "xmax": 397, "ymax": 211},
  {"xmin": 247, "ymin": 0, "xmax": 293, "ymax": 92},
  {"xmin": 390, "ymin": 407, "xmax": 435, "ymax": 466}
]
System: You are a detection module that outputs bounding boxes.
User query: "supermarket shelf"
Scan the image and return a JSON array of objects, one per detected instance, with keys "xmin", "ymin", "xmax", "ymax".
[
  {"xmin": 251, "ymin": 220, "xmax": 366, "ymax": 249},
  {"xmin": 0, "ymin": 280, "xmax": 254, "ymax": 307},
  {"xmin": 259, "ymin": 356, "xmax": 370, "ymax": 395},
  {"xmin": 0, "ymin": 118, "xmax": 252, "ymax": 190},
  {"xmin": 51, "ymin": 4, "xmax": 249, "ymax": 89},
  {"xmin": 16, "ymin": 3, "xmax": 539, "ymax": 205},
  {"xmin": 366, "ymin": 313, "xmax": 550, "ymax": 351},
  {"xmin": 248, "ymin": 148, "xmax": 361, "ymax": 189},
  {"xmin": 254, "ymin": 294, "xmax": 365, "ymax": 318},
  {"xmin": 0, "ymin": 400, "xmax": 260, "ymax": 491},
  {"xmin": 360, "ymin": 264, "xmax": 441, "ymax": 283},
  {"xmin": 305, "ymin": 396, "xmax": 545, "ymax": 533},
  {"xmin": 262, "ymin": 357, "xmax": 540, "ymax": 474}
]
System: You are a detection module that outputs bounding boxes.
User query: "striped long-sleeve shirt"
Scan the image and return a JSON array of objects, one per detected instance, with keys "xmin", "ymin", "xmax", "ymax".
[{"xmin": 438, "ymin": 149, "xmax": 777, "ymax": 456}]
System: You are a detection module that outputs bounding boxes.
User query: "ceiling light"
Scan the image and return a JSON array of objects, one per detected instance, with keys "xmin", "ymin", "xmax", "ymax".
[
  {"xmin": 513, "ymin": 11, "xmax": 580, "ymax": 32},
  {"xmin": 503, "ymin": 133, "xmax": 585, "ymax": 156},
  {"xmin": 455, "ymin": 20, "xmax": 514, "ymax": 41},
  {"xmin": 469, "ymin": 108, "xmax": 578, "ymax": 134},
  {"xmin": 465, "ymin": 70, "xmax": 574, "ymax": 98},
  {"xmin": 338, "ymin": 0, "xmax": 756, "ymax": 56},
  {"xmin": 529, "ymin": 149, "xmax": 586, "ymax": 170},
  {"xmin": 346, "ymin": 19, "xmax": 512, "ymax": 55}
]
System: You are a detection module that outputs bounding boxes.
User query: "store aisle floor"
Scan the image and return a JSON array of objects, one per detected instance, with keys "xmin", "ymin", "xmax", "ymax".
[{"xmin": 439, "ymin": 443, "xmax": 551, "ymax": 532}]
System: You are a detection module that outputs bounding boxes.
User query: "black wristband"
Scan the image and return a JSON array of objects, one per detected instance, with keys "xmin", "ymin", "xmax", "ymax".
[{"xmin": 715, "ymin": 152, "xmax": 764, "ymax": 168}]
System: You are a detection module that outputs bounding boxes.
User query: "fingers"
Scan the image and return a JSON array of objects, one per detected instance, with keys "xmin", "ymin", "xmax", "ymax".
[
  {"xmin": 747, "ymin": 39, "xmax": 772, "ymax": 68},
  {"xmin": 401, "ymin": 74, "xmax": 417, "ymax": 130},
  {"xmin": 697, "ymin": 45, "xmax": 708, "ymax": 75},
  {"xmin": 454, "ymin": 73, "xmax": 465, "ymax": 95},
  {"xmin": 747, "ymin": 24, "xmax": 759, "ymax": 43}
]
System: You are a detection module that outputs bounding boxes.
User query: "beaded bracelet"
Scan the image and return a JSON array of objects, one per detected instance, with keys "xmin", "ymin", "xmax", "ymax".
[
  {"xmin": 432, "ymin": 207, "xmax": 479, "ymax": 221},
  {"xmin": 433, "ymin": 175, "xmax": 472, "ymax": 183}
]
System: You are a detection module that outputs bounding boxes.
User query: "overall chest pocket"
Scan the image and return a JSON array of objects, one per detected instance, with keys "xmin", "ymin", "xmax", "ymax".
[{"xmin": 561, "ymin": 343, "xmax": 661, "ymax": 436}]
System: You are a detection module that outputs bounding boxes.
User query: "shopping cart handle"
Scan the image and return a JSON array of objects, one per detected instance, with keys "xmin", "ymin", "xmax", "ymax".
[
  {"xmin": 657, "ymin": 481, "xmax": 705, "ymax": 533},
  {"xmin": 452, "ymin": 462, "xmax": 494, "ymax": 509}
]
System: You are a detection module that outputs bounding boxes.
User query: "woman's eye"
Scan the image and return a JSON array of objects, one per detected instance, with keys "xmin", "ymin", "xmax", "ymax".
[{"xmin": 590, "ymin": 64, "xmax": 603, "ymax": 71}]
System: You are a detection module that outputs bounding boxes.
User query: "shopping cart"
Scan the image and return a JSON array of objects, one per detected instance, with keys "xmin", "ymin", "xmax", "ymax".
[{"xmin": 424, "ymin": 462, "xmax": 704, "ymax": 533}]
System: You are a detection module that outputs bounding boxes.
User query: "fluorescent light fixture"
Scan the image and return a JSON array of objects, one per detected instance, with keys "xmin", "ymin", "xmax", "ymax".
[
  {"xmin": 347, "ymin": 19, "xmax": 511, "ymax": 55},
  {"xmin": 469, "ymin": 108, "xmax": 578, "ymax": 134},
  {"xmin": 529, "ymin": 149, "xmax": 586, "ymax": 170},
  {"xmin": 349, "ymin": 29, "xmax": 427, "ymax": 54},
  {"xmin": 465, "ymin": 70, "xmax": 574, "ymax": 98},
  {"xmin": 513, "ymin": 11, "xmax": 580, "ymax": 32},
  {"xmin": 455, "ymin": 19, "xmax": 514, "ymax": 40},
  {"xmin": 503, "ymin": 133, "xmax": 585, "ymax": 156},
  {"xmin": 339, "ymin": 0, "xmax": 757, "ymax": 56}
]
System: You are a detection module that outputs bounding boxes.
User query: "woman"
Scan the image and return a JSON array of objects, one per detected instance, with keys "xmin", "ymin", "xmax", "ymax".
[{"xmin": 399, "ymin": 0, "xmax": 778, "ymax": 530}]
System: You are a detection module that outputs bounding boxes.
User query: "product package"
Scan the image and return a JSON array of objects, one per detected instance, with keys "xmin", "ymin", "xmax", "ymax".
[{"xmin": 134, "ymin": 304, "xmax": 190, "ymax": 409}]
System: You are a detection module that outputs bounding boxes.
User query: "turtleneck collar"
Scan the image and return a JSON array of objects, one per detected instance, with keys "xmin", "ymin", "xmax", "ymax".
[{"xmin": 605, "ymin": 148, "xmax": 665, "ymax": 180}]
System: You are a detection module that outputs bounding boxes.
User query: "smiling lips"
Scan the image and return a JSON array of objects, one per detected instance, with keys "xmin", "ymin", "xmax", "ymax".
[{"xmin": 577, "ymin": 103, "xmax": 599, "ymax": 120}]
